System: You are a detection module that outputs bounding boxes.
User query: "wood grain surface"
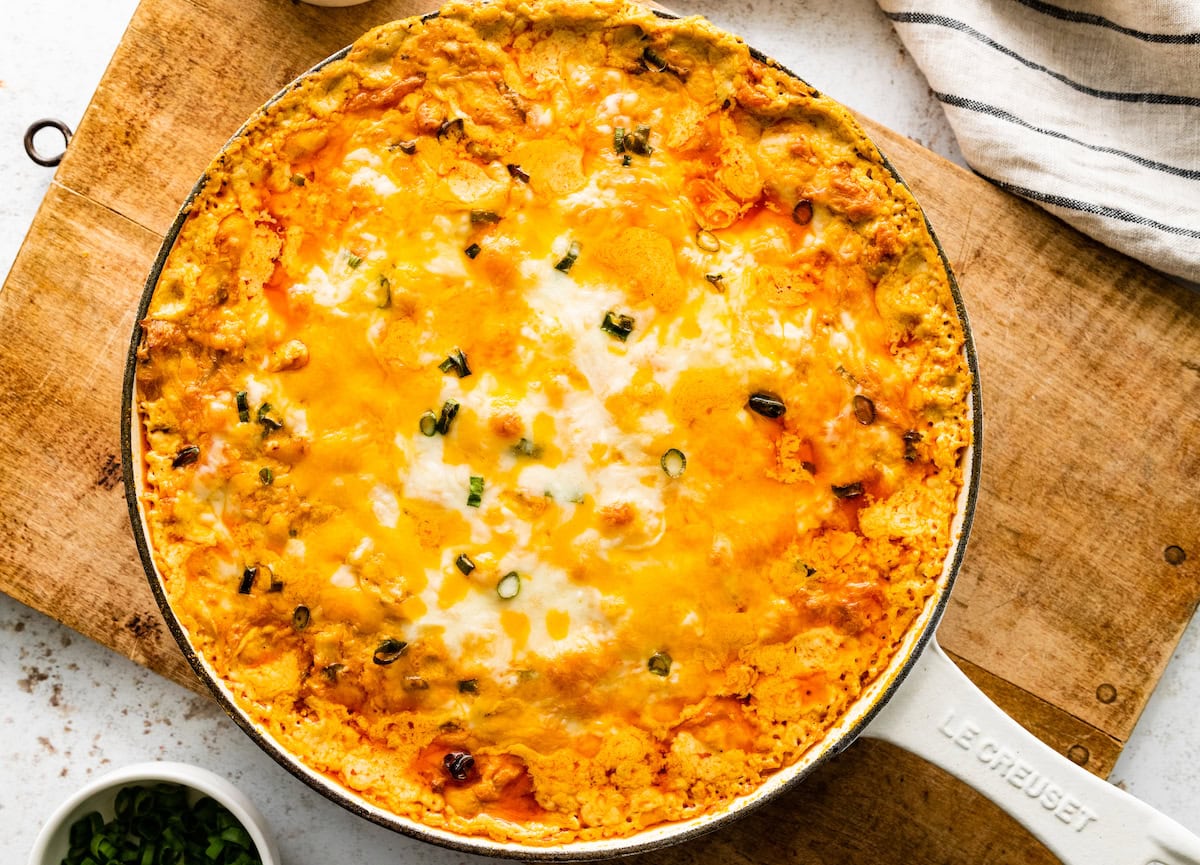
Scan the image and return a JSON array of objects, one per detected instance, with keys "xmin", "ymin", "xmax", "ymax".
[{"xmin": 2, "ymin": 0, "xmax": 1198, "ymax": 860}]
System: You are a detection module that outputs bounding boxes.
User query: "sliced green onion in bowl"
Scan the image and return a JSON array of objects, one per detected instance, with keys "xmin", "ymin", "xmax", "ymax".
[
  {"xmin": 695, "ymin": 229, "xmax": 720, "ymax": 252},
  {"xmin": 419, "ymin": 410, "xmax": 438, "ymax": 437}
]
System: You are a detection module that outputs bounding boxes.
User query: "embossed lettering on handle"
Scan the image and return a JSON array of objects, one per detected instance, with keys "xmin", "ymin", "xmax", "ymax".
[
  {"xmin": 936, "ymin": 707, "xmax": 1098, "ymax": 832},
  {"xmin": 864, "ymin": 640, "xmax": 1200, "ymax": 865}
]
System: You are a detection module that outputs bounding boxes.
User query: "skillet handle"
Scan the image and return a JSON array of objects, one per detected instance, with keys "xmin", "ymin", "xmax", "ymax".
[{"xmin": 862, "ymin": 639, "xmax": 1200, "ymax": 865}]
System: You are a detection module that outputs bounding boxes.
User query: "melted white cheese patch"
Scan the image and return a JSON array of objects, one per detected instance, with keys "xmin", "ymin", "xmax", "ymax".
[{"xmin": 417, "ymin": 552, "xmax": 613, "ymax": 678}]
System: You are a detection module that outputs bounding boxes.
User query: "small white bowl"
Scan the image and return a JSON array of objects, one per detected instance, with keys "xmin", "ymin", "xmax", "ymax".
[{"xmin": 28, "ymin": 761, "xmax": 280, "ymax": 865}]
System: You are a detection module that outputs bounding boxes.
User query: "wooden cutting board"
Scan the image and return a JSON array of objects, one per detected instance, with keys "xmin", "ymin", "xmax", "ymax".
[{"xmin": 2, "ymin": 0, "xmax": 1198, "ymax": 861}]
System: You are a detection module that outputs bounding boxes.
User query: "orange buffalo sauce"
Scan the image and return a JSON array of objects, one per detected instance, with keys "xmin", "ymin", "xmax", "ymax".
[{"xmin": 135, "ymin": 0, "xmax": 971, "ymax": 845}]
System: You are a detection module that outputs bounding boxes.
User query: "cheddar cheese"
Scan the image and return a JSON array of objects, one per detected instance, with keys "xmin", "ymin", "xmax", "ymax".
[{"xmin": 134, "ymin": 0, "xmax": 972, "ymax": 844}]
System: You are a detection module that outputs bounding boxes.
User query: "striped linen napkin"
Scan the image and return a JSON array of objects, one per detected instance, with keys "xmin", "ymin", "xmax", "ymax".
[{"xmin": 877, "ymin": 0, "xmax": 1200, "ymax": 283}]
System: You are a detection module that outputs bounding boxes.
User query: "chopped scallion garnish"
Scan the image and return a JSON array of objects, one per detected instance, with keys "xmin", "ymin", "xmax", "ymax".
[
  {"xmin": 443, "ymin": 751, "xmax": 475, "ymax": 781},
  {"xmin": 601, "ymin": 310, "xmax": 635, "ymax": 341},
  {"xmin": 236, "ymin": 390, "xmax": 250, "ymax": 423},
  {"xmin": 378, "ymin": 275, "xmax": 392, "ymax": 309},
  {"xmin": 613, "ymin": 126, "xmax": 627, "ymax": 154},
  {"xmin": 290, "ymin": 174, "xmax": 306, "ymax": 186},
  {"xmin": 464, "ymin": 242, "xmax": 481, "ymax": 259},
  {"xmin": 507, "ymin": 163, "xmax": 530, "ymax": 183},
  {"xmin": 373, "ymin": 638, "xmax": 408, "ymax": 665},
  {"xmin": 238, "ymin": 566, "xmax": 257, "ymax": 595},
  {"xmin": 511, "ymin": 438, "xmax": 542, "ymax": 458},
  {"xmin": 438, "ymin": 118, "xmax": 466, "ymax": 141},
  {"xmin": 642, "ymin": 46, "xmax": 669, "ymax": 72},
  {"xmin": 496, "ymin": 570, "xmax": 521, "ymax": 600},
  {"xmin": 419, "ymin": 410, "xmax": 438, "ymax": 437},
  {"xmin": 455, "ymin": 553, "xmax": 476, "ymax": 575},
  {"xmin": 660, "ymin": 448, "xmax": 686, "ymax": 478},
  {"xmin": 266, "ymin": 567, "xmax": 283, "ymax": 593},
  {"xmin": 622, "ymin": 153, "xmax": 632, "ymax": 167},
  {"xmin": 292, "ymin": 605, "xmax": 310, "ymax": 630},
  {"xmin": 259, "ymin": 467, "xmax": 273, "ymax": 485},
  {"xmin": 648, "ymin": 651, "xmax": 672, "ymax": 676},
  {"xmin": 347, "ymin": 253, "xmax": 363, "ymax": 269},
  {"xmin": 470, "ymin": 210, "xmax": 501, "ymax": 224},
  {"xmin": 832, "ymin": 481, "xmax": 865, "ymax": 499},
  {"xmin": 467, "ymin": 475, "xmax": 484, "ymax": 508},
  {"xmin": 696, "ymin": 229, "xmax": 720, "ymax": 252},
  {"xmin": 436, "ymin": 400, "xmax": 460, "ymax": 435},
  {"xmin": 256, "ymin": 402, "xmax": 283, "ymax": 431},
  {"xmin": 747, "ymin": 391, "xmax": 787, "ymax": 419},
  {"xmin": 438, "ymin": 348, "xmax": 471, "ymax": 378},
  {"xmin": 554, "ymin": 240, "xmax": 581, "ymax": 273},
  {"xmin": 705, "ymin": 273, "xmax": 725, "ymax": 289},
  {"xmin": 171, "ymin": 445, "xmax": 200, "ymax": 468},
  {"xmin": 627, "ymin": 124, "xmax": 653, "ymax": 156},
  {"xmin": 390, "ymin": 139, "xmax": 417, "ymax": 154},
  {"xmin": 457, "ymin": 678, "xmax": 479, "ymax": 693}
]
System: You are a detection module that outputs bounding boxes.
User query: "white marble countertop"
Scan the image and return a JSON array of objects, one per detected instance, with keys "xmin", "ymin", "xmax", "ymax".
[{"xmin": 2, "ymin": 1, "xmax": 1197, "ymax": 861}]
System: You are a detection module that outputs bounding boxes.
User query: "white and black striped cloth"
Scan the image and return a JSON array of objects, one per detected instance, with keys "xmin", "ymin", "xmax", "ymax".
[{"xmin": 878, "ymin": 0, "xmax": 1200, "ymax": 283}]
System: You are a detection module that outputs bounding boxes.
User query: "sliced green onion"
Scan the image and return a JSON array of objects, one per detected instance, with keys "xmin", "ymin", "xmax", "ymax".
[
  {"xmin": 470, "ymin": 210, "xmax": 501, "ymax": 224},
  {"xmin": 613, "ymin": 126, "xmax": 627, "ymax": 154},
  {"xmin": 507, "ymin": 163, "xmax": 530, "ymax": 183},
  {"xmin": 601, "ymin": 310, "xmax": 635, "ymax": 341},
  {"xmin": 419, "ymin": 410, "xmax": 438, "ymax": 437},
  {"xmin": 378, "ymin": 276, "xmax": 392, "ymax": 309},
  {"xmin": 438, "ymin": 118, "xmax": 466, "ymax": 141},
  {"xmin": 464, "ymin": 242, "xmax": 481, "ymax": 259},
  {"xmin": 622, "ymin": 153, "xmax": 632, "ymax": 167},
  {"xmin": 832, "ymin": 481, "xmax": 865, "ymax": 499},
  {"xmin": 467, "ymin": 475, "xmax": 484, "ymax": 508},
  {"xmin": 458, "ymin": 678, "xmax": 479, "ymax": 693},
  {"xmin": 266, "ymin": 567, "xmax": 283, "ymax": 593},
  {"xmin": 705, "ymin": 273, "xmax": 725, "ymax": 290},
  {"xmin": 256, "ymin": 402, "xmax": 283, "ymax": 431},
  {"xmin": 627, "ymin": 124, "xmax": 653, "ymax": 156},
  {"xmin": 259, "ymin": 466, "xmax": 274, "ymax": 485},
  {"xmin": 642, "ymin": 46, "xmax": 669, "ymax": 72},
  {"xmin": 747, "ymin": 391, "xmax": 787, "ymax": 419},
  {"xmin": 292, "ymin": 605, "xmax": 310, "ymax": 630},
  {"xmin": 696, "ymin": 229, "xmax": 720, "ymax": 252},
  {"xmin": 554, "ymin": 240, "xmax": 581, "ymax": 272},
  {"xmin": 391, "ymin": 139, "xmax": 418, "ymax": 154},
  {"xmin": 648, "ymin": 651, "xmax": 672, "ymax": 676},
  {"xmin": 373, "ymin": 638, "xmax": 408, "ymax": 665},
  {"xmin": 438, "ymin": 348, "xmax": 471, "ymax": 378},
  {"xmin": 903, "ymin": 429, "xmax": 922, "ymax": 462},
  {"xmin": 322, "ymin": 663, "xmax": 344, "ymax": 682},
  {"xmin": 236, "ymin": 390, "xmax": 250, "ymax": 422},
  {"xmin": 792, "ymin": 198, "xmax": 814, "ymax": 226},
  {"xmin": 455, "ymin": 553, "xmax": 476, "ymax": 575},
  {"xmin": 853, "ymin": 394, "xmax": 876, "ymax": 425},
  {"xmin": 660, "ymin": 448, "xmax": 686, "ymax": 478},
  {"xmin": 436, "ymin": 399, "xmax": 460, "ymax": 435},
  {"xmin": 443, "ymin": 751, "xmax": 475, "ymax": 781},
  {"xmin": 290, "ymin": 174, "xmax": 306, "ymax": 186},
  {"xmin": 238, "ymin": 566, "xmax": 257, "ymax": 595},
  {"xmin": 171, "ymin": 445, "xmax": 200, "ymax": 468},
  {"xmin": 511, "ymin": 437, "xmax": 542, "ymax": 458},
  {"xmin": 347, "ymin": 253, "xmax": 363, "ymax": 270},
  {"xmin": 496, "ymin": 570, "xmax": 521, "ymax": 599}
]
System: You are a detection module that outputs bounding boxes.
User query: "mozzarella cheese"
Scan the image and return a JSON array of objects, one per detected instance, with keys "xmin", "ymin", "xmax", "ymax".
[{"xmin": 134, "ymin": 0, "xmax": 972, "ymax": 846}]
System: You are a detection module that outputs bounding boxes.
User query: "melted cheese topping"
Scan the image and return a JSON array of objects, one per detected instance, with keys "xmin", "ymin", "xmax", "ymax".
[{"xmin": 135, "ymin": 0, "xmax": 971, "ymax": 846}]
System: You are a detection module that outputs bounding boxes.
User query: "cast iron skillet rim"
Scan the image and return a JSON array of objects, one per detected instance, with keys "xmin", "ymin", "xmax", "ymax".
[{"xmin": 120, "ymin": 12, "xmax": 983, "ymax": 861}]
